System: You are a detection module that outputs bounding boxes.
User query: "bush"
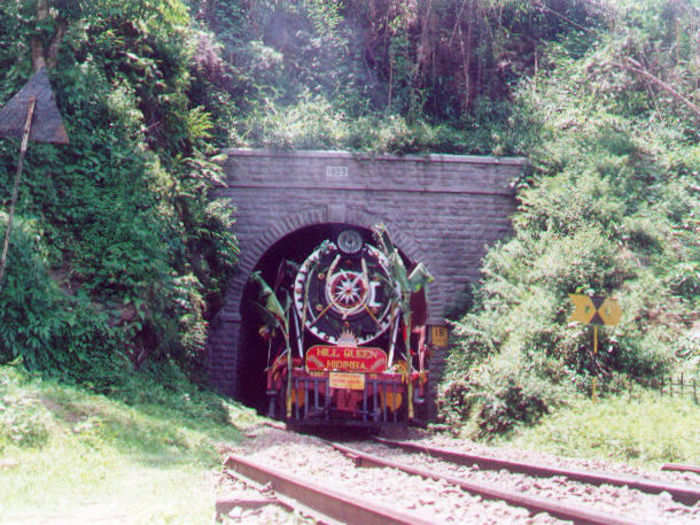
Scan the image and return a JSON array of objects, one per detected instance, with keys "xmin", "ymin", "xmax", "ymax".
[
  {"xmin": 440, "ymin": 352, "xmax": 569, "ymax": 438},
  {"xmin": 0, "ymin": 213, "xmax": 124, "ymax": 384},
  {"xmin": 505, "ymin": 391, "xmax": 700, "ymax": 465}
]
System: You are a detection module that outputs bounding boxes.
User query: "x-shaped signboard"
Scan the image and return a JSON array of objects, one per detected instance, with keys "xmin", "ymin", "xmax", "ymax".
[{"xmin": 568, "ymin": 294, "xmax": 622, "ymax": 326}]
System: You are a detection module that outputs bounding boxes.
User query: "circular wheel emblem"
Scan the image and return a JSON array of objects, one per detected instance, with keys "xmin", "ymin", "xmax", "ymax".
[
  {"xmin": 294, "ymin": 236, "xmax": 397, "ymax": 345},
  {"xmin": 327, "ymin": 270, "xmax": 368, "ymax": 316}
]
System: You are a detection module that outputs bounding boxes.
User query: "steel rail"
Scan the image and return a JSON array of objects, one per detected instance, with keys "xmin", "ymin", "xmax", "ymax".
[
  {"xmin": 661, "ymin": 463, "xmax": 700, "ymax": 475},
  {"xmin": 332, "ymin": 443, "xmax": 637, "ymax": 525},
  {"xmin": 224, "ymin": 453, "xmax": 436, "ymax": 525},
  {"xmin": 374, "ymin": 437, "xmax": 700, "ymax": 506},
  {"xmin": 332, "ymin": 442, "xmax": 637, "ymax": 525}
]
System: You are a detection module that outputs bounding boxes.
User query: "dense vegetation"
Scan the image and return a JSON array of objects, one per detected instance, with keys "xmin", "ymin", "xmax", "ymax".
[
  {"xmin": 0, "ymin": 0, "xmax": 239, "ymax": 386},
  {"xmin": 0, "ymin": 0, "xmax": 698, "ymax": 441},
  {"xmin": 193, "ymin": 0, "xmax": 605, "ymax": 154},
  {"xmin": 438, "ymin": 0, "xmax": 700, "ymax": 435}
]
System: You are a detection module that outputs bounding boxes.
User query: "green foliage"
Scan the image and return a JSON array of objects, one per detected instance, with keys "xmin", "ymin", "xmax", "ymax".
[
  {"xmin": 0, "ymin": 214, "xmax": 122, "ymax": 381},
  {"xmin": 241, "ymin": 100, "xmax": 521, "ymax": 154},
  {"xmin": 0, "ymin": 359, "xmax": 247, "ymax": 458},
  {"xmin": 190, "ymin": 0, "xmax": 605, "ymax": 155},
  {"xmin": 0, "ymin": 0, "xmax": 238, "ymax": 382},
  {"xmin": 440, "ymin": 0, "xmax": 699, "ymax": 436},
  {"xmin": 0, "ymin": 362, "xmax": 254, "ymax": 522},
  {"xmin": 440, "ymin": 353, "xmax": 567, "ymax": 438},
  {"xmin": 504, "ymin": 391, "xmax": 700, "ymax": 466},
  {"xmin": 242, "ymin": 90, "xmax": 345, "ymax": 150},
  {"xmin": 0, "ymin": 366, "xmax": 51, "ymax": 450}
]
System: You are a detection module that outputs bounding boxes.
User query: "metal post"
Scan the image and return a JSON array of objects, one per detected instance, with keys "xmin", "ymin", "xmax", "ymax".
[
  {"xmin": 303, "ymin": 378, "xmax": 309, "ymax": 420},
  {"xmin": 314, "ymin": 377, "xmax": 320, "ymax": 413},
  {"xmin": 362, "ymin": 381, "xmax": 368, "ymax": 422},
  {"xmin": 325, "ymin": 377, "xmax": 330, "ymax": 420},
  {"xmin": 382, "ymin": 381, "xmax": 387, "ymax": 422},
  {"xmin": 293, "ymin": 377, "xmax": 299, "ymax": 420}
]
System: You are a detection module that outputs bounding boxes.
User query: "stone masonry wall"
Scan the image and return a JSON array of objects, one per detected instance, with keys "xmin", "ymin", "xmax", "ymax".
[{"xmin": 206, "ymin": 149, "xmax": 525, "ymax": 403}]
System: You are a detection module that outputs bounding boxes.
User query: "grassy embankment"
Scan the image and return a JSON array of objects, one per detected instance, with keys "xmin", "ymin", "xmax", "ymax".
[
  {"xmin": 501, "ymin": 391, "xmax": 700, "ymax": 467},
  {"xmin": 0, "ymin": 362, "xmax": 260, "ymax": 524},
  {"xmin": 3, "ymin": 358, "xmax": 698, "ymax": 525}
]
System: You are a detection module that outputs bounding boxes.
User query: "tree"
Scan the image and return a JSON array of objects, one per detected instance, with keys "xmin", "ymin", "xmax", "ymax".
[{"xmin": 31, "ymin": 0, "xmax": 67, "ymax": 71}]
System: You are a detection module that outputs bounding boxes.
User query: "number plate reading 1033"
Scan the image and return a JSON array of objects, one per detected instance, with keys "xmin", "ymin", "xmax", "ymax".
[{"xmin": 329, "ymin": 372, "xmax": 365, "ymax": 390}]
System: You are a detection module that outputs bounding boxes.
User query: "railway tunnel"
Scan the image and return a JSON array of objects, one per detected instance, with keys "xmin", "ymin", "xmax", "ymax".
[{"xmin": 205, "ymin": 149, "xmax": 526, "ymax": 420}]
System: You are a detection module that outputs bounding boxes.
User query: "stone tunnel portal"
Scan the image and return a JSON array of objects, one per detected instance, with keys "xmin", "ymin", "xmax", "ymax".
[{"xmin": 205, "ymin": 149, "xmax": 526, "ymax": 413}]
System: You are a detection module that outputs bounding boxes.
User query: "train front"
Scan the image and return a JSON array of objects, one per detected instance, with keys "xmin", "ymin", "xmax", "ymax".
[{"xmin": 260, "ymin": 227, "xmax": 431, "ymax": 427}]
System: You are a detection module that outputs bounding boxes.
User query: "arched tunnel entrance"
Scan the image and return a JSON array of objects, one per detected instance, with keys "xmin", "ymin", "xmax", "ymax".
[
  {"xmin": 236, "ymin": 223, "xmax": 420, "ymax": 414},
  {"xmin": 204, "ymin": 150, "xmax": 524, "ymax": 419}
]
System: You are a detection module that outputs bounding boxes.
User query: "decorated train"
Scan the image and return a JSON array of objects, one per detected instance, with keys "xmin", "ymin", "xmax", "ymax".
[{"xmin": 252, "ymin": 225, "xmax": 434, "ymax": 426}]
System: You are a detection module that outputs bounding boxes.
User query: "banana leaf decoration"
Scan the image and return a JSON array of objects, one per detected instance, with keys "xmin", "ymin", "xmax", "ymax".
[
  {"xmin": 276, "ymin": 259, "xmax": 304, "ymax": 358},
  {"xmin": 372, "ymin": 224, "xmax": 433, "ymax": 419},
  {"xmin": 251, "ymin": 271, "xmax": 288, "ymax": 332},
  {"xmin": 407, "ymin": 262, "xmax": 433, "ymax": 292},
  {"xmin": 250, "ymin": 270, "xmax": 294, "ymax": 417}
]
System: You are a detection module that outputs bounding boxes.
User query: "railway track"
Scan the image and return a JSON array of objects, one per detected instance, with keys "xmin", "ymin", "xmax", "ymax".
[
  {"xmin": 662, "ymin": 463, "xmax": 700, "ymax": 475},
  {"xmin": 374, "ymin": 437, "xmax": 700, "ymax": 506},
  {"xmin": 222, "ymin": 453, "xmax": 433, "ymax": 524},
  {"xmin": 217, "ymin": 425, "xmax": 700, "ymax": 524}
]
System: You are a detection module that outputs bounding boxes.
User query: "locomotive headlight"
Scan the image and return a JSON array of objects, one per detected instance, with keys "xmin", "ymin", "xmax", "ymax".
[{"xmin": 337, "ymin": 229, "xmax": 363, "ymax": 254}]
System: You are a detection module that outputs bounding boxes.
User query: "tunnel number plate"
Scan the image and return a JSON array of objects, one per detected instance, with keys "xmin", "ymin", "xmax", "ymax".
[
  {"xmin": 329, "ymin": 372, "xmax": 365, "ymax": 390},
  {"xmin": 326, "ymin": 166, "xmax": 348, "ymax": 178}
]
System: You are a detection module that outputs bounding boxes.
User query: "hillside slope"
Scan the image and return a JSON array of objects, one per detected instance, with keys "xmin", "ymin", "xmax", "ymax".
[
  {"xmin": 0, "ymin": 0, "xmax": 238, "ymax": 385},
  {"xmin": 439, "ymin": 0, "xmax": 699, "ymax": 435}
]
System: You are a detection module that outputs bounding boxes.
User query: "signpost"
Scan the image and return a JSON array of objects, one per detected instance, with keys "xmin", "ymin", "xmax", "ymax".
[{"xmin": 568, "ymin": 294, "xmax": 622, "ymax": 400}]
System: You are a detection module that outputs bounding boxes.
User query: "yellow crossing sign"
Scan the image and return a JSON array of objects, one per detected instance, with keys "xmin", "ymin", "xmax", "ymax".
[
  {"xmin": 569, "ymin": 294, "xmax": 622, "ymax": 402},
  {"xmin": 568, "ymin": 294, "xmax": 622, "ymax": 326}
]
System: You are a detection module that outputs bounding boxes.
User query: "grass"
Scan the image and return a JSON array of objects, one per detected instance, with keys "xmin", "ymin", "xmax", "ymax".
[
  {"xmin": 4, "ymin": 361, "xmax": 698, "ymax": 523},
  {"xmin": 0, "ymin": 362, "xmax": 261, "ymax": 524},
  {"xmin": 500, "ymin": 390, "xmax": 700, "ymax": 468}
]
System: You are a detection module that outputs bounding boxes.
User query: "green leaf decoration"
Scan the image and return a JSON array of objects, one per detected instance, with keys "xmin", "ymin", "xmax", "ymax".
[{"xmin": 250, "ymin": 271, "xmax": 288, "ymax": 336}]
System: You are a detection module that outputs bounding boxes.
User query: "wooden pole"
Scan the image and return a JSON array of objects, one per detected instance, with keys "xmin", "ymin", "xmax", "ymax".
[
  {"xmin": 0, "ymin": 96, "xmax": 36, "ymax": 288},
  {"xmin": 593, "ymin": 325, "xmax": 598, "ymax": 354}
]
